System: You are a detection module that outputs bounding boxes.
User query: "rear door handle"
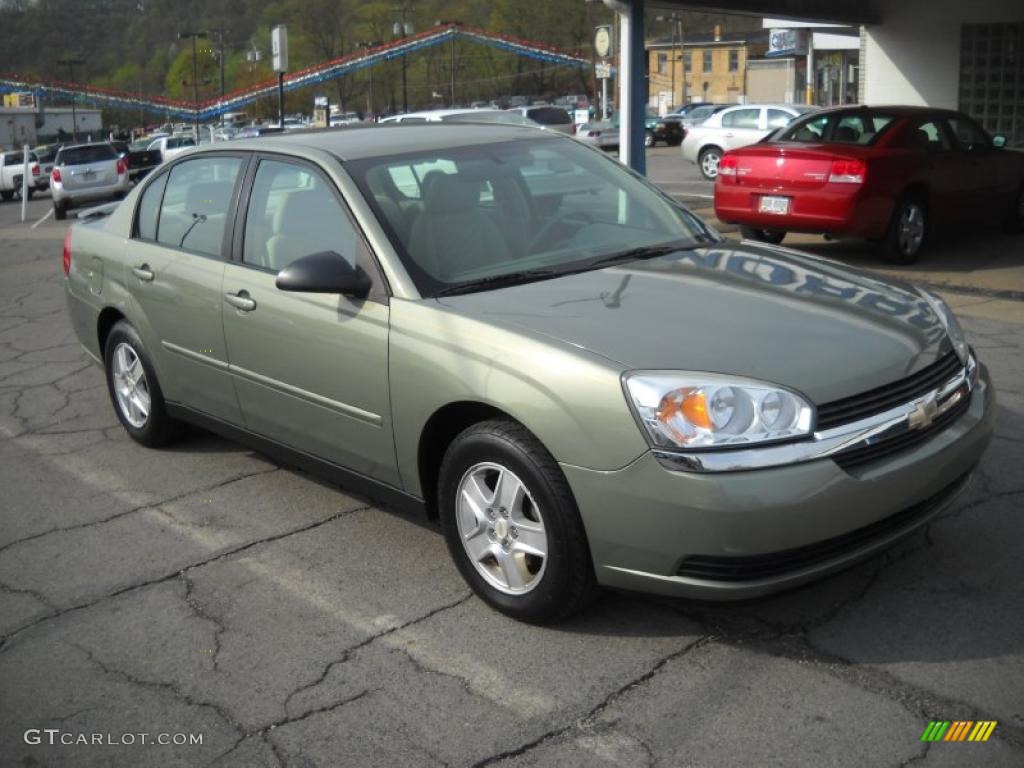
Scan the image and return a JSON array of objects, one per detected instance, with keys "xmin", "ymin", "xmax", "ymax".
[
  {"xmin": 224, "ymin": 291, "xmax": 257, "ymax": 312},
  {"xmin": 131, "ymin": 264, "xmax": 154, "ymax": 281}
]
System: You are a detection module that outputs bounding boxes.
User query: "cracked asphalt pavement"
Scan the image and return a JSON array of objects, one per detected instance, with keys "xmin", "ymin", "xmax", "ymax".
[{"xmin": 2, "ymin": 173, "xmax": 1023, "ymax": 767}]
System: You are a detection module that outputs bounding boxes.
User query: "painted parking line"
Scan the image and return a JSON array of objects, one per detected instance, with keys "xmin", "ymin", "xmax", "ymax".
[{"xmin": 31, "ymin": 208, "xmax": 53, "ymax": 229}]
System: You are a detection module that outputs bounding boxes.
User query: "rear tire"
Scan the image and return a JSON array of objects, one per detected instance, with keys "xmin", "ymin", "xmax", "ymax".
[
  {"xmin": 740, "ymin": 226, "xmax": 786, "ymax": 245},
  {"xmin": 880, "ymin": 195, "xmax": 927, "ymax": 264},
  {"xmin": 699, "ymin": 147, "xmax": 722, "ymax": 180},
  {"xmin": 53, "ymin": 202, "xmax": 67, "ymax": 220},
  {"xmin": 104, "ymin": 320, "xmax": 184, "ymax": 448},
  {"xmin": 438, "ymin": 419, "xmax": 598, "ymax": 624}
]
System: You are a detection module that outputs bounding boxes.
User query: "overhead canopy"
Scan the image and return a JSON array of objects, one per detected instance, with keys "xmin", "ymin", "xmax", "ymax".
[{"xmin": 646, "ymin": 0, "xmax": 881, "ymax": 24}]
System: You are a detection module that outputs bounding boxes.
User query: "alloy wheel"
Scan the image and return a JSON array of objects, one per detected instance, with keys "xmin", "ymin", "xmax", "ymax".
[
  {"xmin": 897, "ymin": 203, "xmax": 925, "ymax": 256},
  {"xmin": 701, "ymin": 151, "xmax": 720, "ymax": 179},
  {"xmin": 111, "ymin": 342, "xmax": 151, "ymax": 428},
  {"xmin": 455, "ymin": 462, "xmax": 548, "ymax": 595}
]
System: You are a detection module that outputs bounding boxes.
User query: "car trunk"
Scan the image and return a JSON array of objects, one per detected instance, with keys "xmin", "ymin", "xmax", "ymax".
[
  {"xmin": 59, "ymin": 147, "xmax": 119, "ymax": 191},
  {"xmin": 728, "ymin": 144, "xmax": 866, "ymax": 191}
]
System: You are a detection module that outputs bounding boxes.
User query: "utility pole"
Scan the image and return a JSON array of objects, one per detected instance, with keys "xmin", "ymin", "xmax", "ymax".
[
  {"xmin": 357, "ymin": 41, "xmax": 380, "ymax": 119},
  {"xmin": 392, "ymin": 3, "xmax": 415, "ymax": 113},
  {"xmin": 178, "ymin": 31, "xmax": 207, "ymax": 136},
  {"xmin": 208, "ymin": 28, "xmax": 227, "ymax": 121},
  {"xmin": 57, "ymin": 58, "xmax": 85, "ymax": 142}
]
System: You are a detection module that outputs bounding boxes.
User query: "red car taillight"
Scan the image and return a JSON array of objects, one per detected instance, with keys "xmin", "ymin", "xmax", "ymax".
[
  {"xmin": 51, "ymin": 168, "xmax": 62, "ymax": 183},
  {"xmin": 116, "ymin": 159, "xmax": 127, "ymax": 175},
  {"xmin": 718, "ymin": 154, "xmax": 738, "ymax": 183},
  {"xmin": 828, "ymin": 158, "xmax": 866, "ymax": 185},
  {"xmin": 31, "ymin": 164, "xmax": 40, "ymax": 176},
  {"xmin": 62, "ymin": 227, "xmax": 72, "ymax": 276}
]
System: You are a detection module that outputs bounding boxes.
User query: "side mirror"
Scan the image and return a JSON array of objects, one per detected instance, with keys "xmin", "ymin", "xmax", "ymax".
[
  {"xmin": 275, "ymin": 251, "xmax": 372, "ymax": 298},
  {"xmin": 992, "ymin": 134, "xmax": 1007, "ymax": 149}
]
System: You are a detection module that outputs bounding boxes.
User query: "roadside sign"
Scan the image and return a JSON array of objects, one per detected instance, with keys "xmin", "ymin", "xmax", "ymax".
[
  {"xmin": 272, "ymin": 25, "xmax": 289, "ymax": 72},
  {"xmin": 595, "ymin": 62, "xmax": 612, "ymax": 80},
  {"xmin": 594, "ymin": 25, "xmax": 613, "ymax": 59}
]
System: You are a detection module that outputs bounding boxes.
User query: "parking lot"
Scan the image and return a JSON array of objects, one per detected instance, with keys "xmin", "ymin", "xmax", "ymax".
[{"xmin": 1, "ymin": 155, "xmax": 1022, "ymax": 767}]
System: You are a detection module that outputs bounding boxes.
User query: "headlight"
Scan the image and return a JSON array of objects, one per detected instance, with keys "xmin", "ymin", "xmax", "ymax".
[
  {"xmin": 623, "ymin": 373, "xmax": 815, "ymax": 450},
  {"xmin": 919, "ymin": 290, "xmax": 969, "ymax": 364}
]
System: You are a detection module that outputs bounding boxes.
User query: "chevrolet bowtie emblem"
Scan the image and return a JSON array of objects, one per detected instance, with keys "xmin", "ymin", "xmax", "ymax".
[{"xmin": 908, "ymin": 392, "xmax": 939, "ymax": 430}]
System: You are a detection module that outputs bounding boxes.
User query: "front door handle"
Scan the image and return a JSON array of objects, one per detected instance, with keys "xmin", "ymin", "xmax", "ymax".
[
  {"xmin": 131, "ymin": 264, "xmax": 154, "ymax": 282},
  {"xmin": 224, "ymin": 291, "xmax": 257, "ymax": 312}
]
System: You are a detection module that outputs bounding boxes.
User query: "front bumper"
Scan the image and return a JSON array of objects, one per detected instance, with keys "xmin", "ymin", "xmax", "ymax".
[{"xmin": 564, "ymin": 365, "xmax": 994, "ymax": 600}]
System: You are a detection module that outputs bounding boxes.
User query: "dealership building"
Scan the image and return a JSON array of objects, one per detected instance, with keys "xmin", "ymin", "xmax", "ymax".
[{"xmin": 606, "ymin": 0, "xmax": 1022, "ymax": 172}]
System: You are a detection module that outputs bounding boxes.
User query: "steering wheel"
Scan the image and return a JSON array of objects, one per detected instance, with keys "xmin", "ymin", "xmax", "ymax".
[{"xmin": 529, "ymin": 211, "xmax": 594, "ymax": 252}]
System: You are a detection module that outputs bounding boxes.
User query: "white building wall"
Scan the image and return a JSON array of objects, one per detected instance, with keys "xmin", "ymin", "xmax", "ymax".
[{"xmin": 863, "ymin": 0, "xmax": 1022, "ymax": 107}]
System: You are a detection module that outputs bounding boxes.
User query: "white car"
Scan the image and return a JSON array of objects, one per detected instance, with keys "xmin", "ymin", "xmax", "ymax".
[
  {"xmin": 379, "ymin": 109, "xmax": 539, "ymax": 127},
  {"xmin": 147, "ymin": 134, "xmax": 197, "ymax": 163},
  {"xmin": 682, "ymin": 103, "xmax": 818, "ymax": 179},
  {"xmin": 0, "ymin": 150, "xmax": 44, "ymax": 200}
]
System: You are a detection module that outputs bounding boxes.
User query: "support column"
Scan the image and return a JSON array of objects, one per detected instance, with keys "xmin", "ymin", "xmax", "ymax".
[{"xmin": 611, "ymin": 0, "xmax": 646, "ymax": 174}]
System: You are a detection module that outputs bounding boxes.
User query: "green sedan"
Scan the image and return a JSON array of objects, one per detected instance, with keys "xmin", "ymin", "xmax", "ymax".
[{"xmin": 63, "ymin": 125, "xmax": 994, "ymax": 622}]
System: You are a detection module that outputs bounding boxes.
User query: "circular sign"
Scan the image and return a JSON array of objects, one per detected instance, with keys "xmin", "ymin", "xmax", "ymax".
[{"xmin": 594, "ymin": 26, "xmax": 612, "ymax": 59}]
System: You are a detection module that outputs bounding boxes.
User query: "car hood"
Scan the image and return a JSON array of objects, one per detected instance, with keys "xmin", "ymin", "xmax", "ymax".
[{"xmin": 437, "ymin": 242, "xmax": 952, "ymax": 406}]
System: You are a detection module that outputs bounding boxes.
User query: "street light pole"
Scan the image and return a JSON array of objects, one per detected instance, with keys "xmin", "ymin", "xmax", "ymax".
[
  {"xmin": 178, "ymin": 31, "xmax": 208, "ymax": 136},
  {"xmin": 393, "ymin": 4, "xmax": 414, "ymax": 113},
  {"xmin": 57, "ymin": 58, "xmax": 85, "ymax": 142}
]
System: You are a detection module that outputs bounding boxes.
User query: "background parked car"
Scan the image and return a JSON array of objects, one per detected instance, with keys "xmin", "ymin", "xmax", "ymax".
[
  {"xmin": 0, "ymin": 150, "xmax": 44, "ymax": 200},
  {"xmin": 683, "ymin": 103, "xmax": 818, "ymax": 179},
  {"xmin": 577, "ymin": 109, "xmax": 684, "ymax": 149},
  {"xmin": 379, "ymin": 109, "xmax": 541, "ymax": 128},
  {"xmin": 50, "ymin": 142, "xmax": 129, "ymax": 220},
  {"xmin": 33, "ymin": 143, "xmax": 61, "ymax": 186},
  {"xmin": 505, "ymin": 105, "xmax": 575, "ymax": 135},
  {"xmin": 714, "ymin": 106, "xmax": 1024, "ymax": 262},
  {"xmin": 677, "ymin": 103, "xmax": 730, "ymax": 131},
  {"xmin": 112, "ymin": 140, "xmax": 163, "ymax": 182},
  {"xmin": 147, "ymin": 134, "xmax": 196, "ymax": 163}
]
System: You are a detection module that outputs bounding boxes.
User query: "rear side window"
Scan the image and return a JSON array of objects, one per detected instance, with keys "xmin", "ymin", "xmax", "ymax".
[
  {"xmin": 135, "ymin": 172, "xmax": 168, "ymax": 240},
  {"xmin": 527, "ymin": 107, "xmax": 572, "ymax": 126},
  {"xmin": 168, "ymin": 137, "xmax": 196, "ymax": 149},
  {"xmin": 780, "ymin": 112, "xmax": 896, "ymax": 145},
  {"xmin": 57, "ymin": 145, "xmax": 117, "ymax": 166},
  {"xmin": 721, "ymin": 108, "xmax": 760, "ymax": 129},
  {"xmin": 156, "ymin": 157, "xmax": 242, "ymax": 257},
  {"xmin": 904, "ymin": 120, "xmax": 951, "ymax": 151}
]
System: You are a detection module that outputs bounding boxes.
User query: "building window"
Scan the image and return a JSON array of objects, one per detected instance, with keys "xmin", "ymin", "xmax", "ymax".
[
  {"xmin": 683, "ymin": 52, "xmax": 692, "ymax": 72},
  {"xmin": 702, "ymin": 51, "xmax": 713, "ymax": 74},
  {"xmin": 657, "ymin": 53, "xmax": 667, "ymax": 75},
  {"xmin": 729, "ymin": 50, "xmax": 739, "ymax": 72}
]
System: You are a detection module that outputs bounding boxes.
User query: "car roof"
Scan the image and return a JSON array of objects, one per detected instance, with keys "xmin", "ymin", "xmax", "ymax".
[{"xmin": 211, "ymin": 123, "xmax": 560, "ymax": 161}]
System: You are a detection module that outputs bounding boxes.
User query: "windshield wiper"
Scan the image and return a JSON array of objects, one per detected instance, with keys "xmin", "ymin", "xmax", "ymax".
[
  {"xmin": 434, "ymin": 268, "xmax": 562, "ymax": 297},
  {"xmin": 585, "ymin": 243, "xmax": 688, "ymax": 269}
]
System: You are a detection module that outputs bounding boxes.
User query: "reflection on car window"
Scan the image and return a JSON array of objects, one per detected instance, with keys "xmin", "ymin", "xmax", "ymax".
[
  {"xmin": 135, "ymin": 172, "xmax": 168, "ymax": 240},
  {"xmin": 155, "ymin": 156, "xmax": 241, "ymax": 257},
  {"xmin": 906, "ymin": 120, "xmax": 951, "ymax": 151},
  {"xmin": 349, "ymin": 138, "xmax": 710, "ymax": 296},
  {"xmin": 243, "ymin": 159, "xmax": 357, "ymax": 273},
  {"xmin": 766, "ymin": 109, "xmax": 795, "ymax": 129},
  {"xmin": 721, "ymin": 108, "xmax": 760, "ymax": 129}
]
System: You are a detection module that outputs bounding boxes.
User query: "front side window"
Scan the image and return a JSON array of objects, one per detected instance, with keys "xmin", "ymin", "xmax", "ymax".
[
  {"xmin": 945, "ymin": 116, "xmax": 990, "ymax": 150},
  {"xmin": 243, "ymin": 159, "xmax": 357, "ymax": 273},
  {"xmin": 156, "ymin": 156, "xmax": 242, "ymax": 257},
  {"xmin": 721, "ymin": 108, "xmax": 760, "ymax": 129},
  {"xmin": 905, "ymin": 120, "xmax": 951, "ymax": 151},
  {"xmin": 349, "ymin": 137, "xmax": 714, "ymax": 296}
]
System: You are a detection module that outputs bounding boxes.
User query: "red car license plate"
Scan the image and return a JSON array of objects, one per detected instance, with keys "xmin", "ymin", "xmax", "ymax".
[{"xmin": 759, "ymin": 196, "xmax": 790, "ymax": 215}]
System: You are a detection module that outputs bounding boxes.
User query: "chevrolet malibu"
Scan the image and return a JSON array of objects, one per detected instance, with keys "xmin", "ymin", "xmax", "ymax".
[{"xmin": 63, "ymin": 125, "xmax": 994, "ymax": 623}]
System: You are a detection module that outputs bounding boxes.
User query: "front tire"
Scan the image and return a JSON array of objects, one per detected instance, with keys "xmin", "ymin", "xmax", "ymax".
[
  {"xmin": 104, "ymin": 320, "xmax": 183, "ymax": 447},
  {"xmin": 881, "ymin": 195, "xmax": 927, "ymax": 264},
  {"xmin": 699, "ymin": 147, "xmax": 722, "ymax": 180},
  {"xmin": 54, "ymin": 202, "xmax": 67, "ymax": 220},
  {"xmin": 740, "ymin": 226, "xmax": 786, "ymax": 245},
  {"xmin": 438, "ymin": 419, "xmax": 597, "ymax": 623}
]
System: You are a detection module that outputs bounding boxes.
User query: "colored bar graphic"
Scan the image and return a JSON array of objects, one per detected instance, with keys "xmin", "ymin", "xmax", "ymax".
[{"xmin": 922, "ymin": 720, "xmax": 996, "ymax": 742}]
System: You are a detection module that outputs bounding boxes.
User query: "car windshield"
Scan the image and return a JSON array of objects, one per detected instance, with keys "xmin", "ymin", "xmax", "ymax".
[
  {"xmin": 779, "ymin": 111, "xmax": 897, "ymax": 145},
  {"xmin": 58, "ymin": 144, "xmax": 117, "ymax": 165},
  {"xmin": 348, "ymin": 137, "xmax": 716, "ymax": 297}
]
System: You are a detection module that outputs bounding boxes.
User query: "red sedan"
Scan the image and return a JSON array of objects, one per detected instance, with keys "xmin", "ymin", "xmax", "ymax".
[{"xmin": 714, "ymin": 106, "xmax": 1024, "ymax": 262}]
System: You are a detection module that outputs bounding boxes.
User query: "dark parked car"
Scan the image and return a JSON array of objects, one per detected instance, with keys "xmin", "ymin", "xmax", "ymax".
[
  {"xmin": 112, "ymin": 140, "xmax": 163, "ymax": 182},
  {"xmin": 714, "ymin": 106, "xmax": 1024, "ymax": 262}
]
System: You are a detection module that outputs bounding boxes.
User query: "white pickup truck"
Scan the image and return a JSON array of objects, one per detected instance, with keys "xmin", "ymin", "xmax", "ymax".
[
  {"xmin": 0, "ymin": 151, "xmax": 45, "ymax": 201},
  {"xmin": 146, "ymin": 134, "xmax": 197, "ymax": 163}
]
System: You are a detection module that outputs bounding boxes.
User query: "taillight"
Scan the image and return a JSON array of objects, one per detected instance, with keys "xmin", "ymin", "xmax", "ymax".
[
  {"xmin": 51, "ymin": 168, "xmax": 62, "ymax": 183},
  {"xmin": 116, "ymin": 159, "xmax": 127, "ymax": 175},
  {"xmin": 62, "ymin": 227, "xmax": 72, "ymax": 276},
  {"xmin": 718, "ymin": 154, "xmax": 738, "ymax": 183},
  {"xmin": 31, "ymin": 164, "xmax": 40, "ymax": 176},
  {"xmin": 828, "ymin": 158, "xmax": 866, "ymax": 184}
]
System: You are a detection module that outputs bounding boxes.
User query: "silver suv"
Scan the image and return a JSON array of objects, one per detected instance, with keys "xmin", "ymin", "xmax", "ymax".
[{"xmin": 50, "ymin": 142, "xmax": 130, "ymax": 220}]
